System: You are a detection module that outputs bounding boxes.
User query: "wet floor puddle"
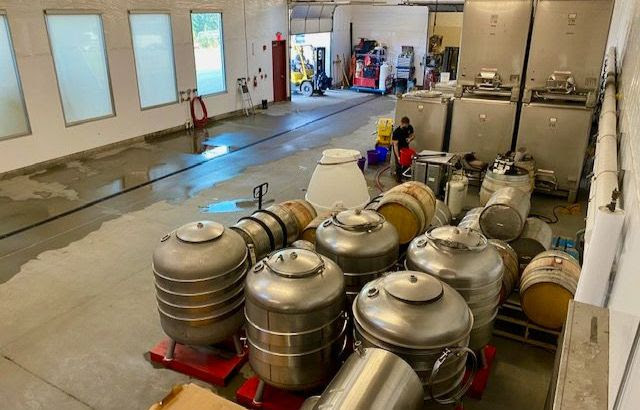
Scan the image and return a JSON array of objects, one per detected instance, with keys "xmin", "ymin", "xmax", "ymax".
[{"xmin": 199, "ymin": 198, "xmax": 275, "ymax": 213}]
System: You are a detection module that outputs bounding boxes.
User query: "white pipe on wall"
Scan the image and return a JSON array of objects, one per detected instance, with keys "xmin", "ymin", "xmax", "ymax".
[
  {"xmin": 579, "ymin": 47, "xmax": 624, "ymax": 306},
  {"xmin": 585, "ymin": 48, "xmax": 621, "ymax": 252},
  {"xmin": 576, "ymin": 206, "xmax": 624, "ymax": 306}
]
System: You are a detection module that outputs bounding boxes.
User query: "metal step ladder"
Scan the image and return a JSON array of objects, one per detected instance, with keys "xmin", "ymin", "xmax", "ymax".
[{"xmin": 237, "ymin": 78, "xmax": 255, "ymax": 116}]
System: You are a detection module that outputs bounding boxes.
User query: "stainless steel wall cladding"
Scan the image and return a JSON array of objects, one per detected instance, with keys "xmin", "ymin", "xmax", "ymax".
[
  {"xmin": 395, "ymin": 95, "xmax": 451, "ymax": 152},
  {"xmin": 406, "ymin": 228, "xmax": 503, "ymax": 350},
  {"xmin": 449, "ymin": 98, "xmax": 516, "ymax": 163},
  {"xmin": 523, "ymin": 0, "xmax": 614, "ymax": 105},
  {"xmin": 315, "ymin": 209, "xmax": 399, "ymax": 304},
  {"xmin": 353, "ymin": 271, "xmax": 474, "ymax": 401},
  {"xmin": 456, "ymin": 0, "xmax": 533, "ymax": 99},
  {"xmin": 516, "ymin": 104, "xmax": 593, "ymax": 202},
  {"xmin": 152, "ymin": 221, "xmax": 249, "ymax": 346},
  {"xmin": 245, "ymin": 248, "xmax": 347, "ymax": 390},
  {"xmin": 301, "ymin": 347, "xmax": 424, "ymax": 410}
]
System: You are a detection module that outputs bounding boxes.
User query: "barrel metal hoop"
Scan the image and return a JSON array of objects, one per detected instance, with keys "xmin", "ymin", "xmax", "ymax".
[
  {"xmin": 157, "ymin": 296, "xmax": 245, "ymax": 322},
  {"xmin": 428, "ymin": 347, "xmax": 478, "ymax": 405},
  {"xmin": 152, "ymin": 254, "xmax": 249, "ymax": 284},
  {"xmin": 154, "ymin": 269, "xmax": 247, "ymax": 298},
  {"xmin": 156, "ymin": 280, "xmax": 245, "ymax": 309},
  {"xmin": 244, "ymin": 309, "xmax": 346, "ymax": 337},
  {"xmin": 254, "ymin": 209, "xmax": 289, "ymax": 247},
  {"xmin": 239, "ymin": 215, "xmax": 276, "ymax": 251},
  {"xmin": 246, "ymin": 314, "xmax": 348, "ymax": 357}
]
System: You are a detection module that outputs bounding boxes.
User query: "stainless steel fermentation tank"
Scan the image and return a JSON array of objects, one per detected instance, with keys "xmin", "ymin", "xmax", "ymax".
[
  {"xmin": 517, "ymin": 0, "xmax": 614, "ymax": 202},
  {"xmin": 244, "ymin": 248, "xmax": 347, "ymax": 391},
  {"xmin": 152, "ymin": 221, "xmax": 251, "ymax": 358},
  {"xmin": 352, "ymin": 271, "xmax": 474, "ymax": 402},
  {"xmin": 522, "ymin": 0, "xmax": 614, "ymax": 107},
  {"xmin": 449, "ymin": 0, "xmax": 533, "ymax": 162},
  {"xmin": 395, "ymin": 93, "xmax": 452, "ymax": 152},
  {"xmin": 301, "ymin": 347, "xmax": 424, "ymax": 410},
  {"xmin": 406, "ymin": 227, "xmax": 503, "ymax": 351},
  {"xmin": 517, "ymin": 104, "xmax": 593, "ymax": 201},
  {"xmin": 315, "ymin": 209, "xmax": 399, "ymax": 305},
  {"xmin": 456, "ymin": 0, "xmax": 533, "ymax": 101},
  {"xmin": 449, "ymin": 98, "xmax": 517, "ymax": 162}
]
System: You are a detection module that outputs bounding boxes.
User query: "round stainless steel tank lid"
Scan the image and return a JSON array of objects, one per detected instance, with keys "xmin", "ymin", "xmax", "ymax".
[{"xmin": 176, "ymin": 220, "xmax": 224, "ymax": 243}]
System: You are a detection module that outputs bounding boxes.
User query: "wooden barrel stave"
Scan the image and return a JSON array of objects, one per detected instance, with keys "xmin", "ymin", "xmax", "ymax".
[
  {"xmin": 280, "ymin": 199, "xmax": 317, "ymax": 238},
  {"xmin": 301, "ymin": 213, "xmax": 331, "ymax": 244},
  {"xmin": 389, "ymin": 181, "xmax": 437, "ymax": 227},
  {"xmin": 480, "ymin": 168, "xmax": 533, "ymax": 206},
  {"xmin": 479, "ymin": 187, "xmax": 531, "ymax": 241},
  {"xmin": 375, "ymin": 191, "xmax": 426, "ymax": 244},
  {"xmin": 489, "ymin": 239, "xmax": 519, "ymax": 304},
  {"xmin": 520, "ymin": 250, "xmax": 581, "ymax": 329}
]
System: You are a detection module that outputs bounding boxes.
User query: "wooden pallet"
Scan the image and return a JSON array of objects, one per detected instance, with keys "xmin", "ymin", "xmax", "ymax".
[{"xmin": 493, "ymin": 293, "xmax": 561, "ymax": 351}]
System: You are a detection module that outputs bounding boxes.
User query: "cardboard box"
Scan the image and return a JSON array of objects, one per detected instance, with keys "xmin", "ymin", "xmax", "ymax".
[{"xmin": 150, "ymin": 383, "xmax": 244, "ymax": 410}]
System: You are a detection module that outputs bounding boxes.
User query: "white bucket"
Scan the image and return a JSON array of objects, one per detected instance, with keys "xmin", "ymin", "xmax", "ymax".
[{"xmin": 305, "ymin": 149, "xmax": 370, "ymax": 213}]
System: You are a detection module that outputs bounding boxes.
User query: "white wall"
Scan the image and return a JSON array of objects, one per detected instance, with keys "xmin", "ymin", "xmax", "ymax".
[
  {"xmin": 427, "ymin": 11, "xmax": 463, "ymax": 49},
  {"xmin": 604, "ymin": 0, "xmax": 640, "ymax": 317},
  {"xmin": 331, "ymin": 5, "xmax": 351, "ymax": 84},
  {"xmin": 350, "ymin": 5, "xmax": 429, "ymax": 86},
  {"xmin": 0, "ymin": 0, "xmax": 287, "ymax": 174}
]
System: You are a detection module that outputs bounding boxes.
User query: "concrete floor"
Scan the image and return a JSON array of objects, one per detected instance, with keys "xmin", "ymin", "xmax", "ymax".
[{"xmin": 0, "ymin": 90, "xmax": 585, "ymax": 410}]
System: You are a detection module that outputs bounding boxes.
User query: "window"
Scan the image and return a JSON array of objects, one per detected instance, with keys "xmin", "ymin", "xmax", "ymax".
[
  {"xmin": 0, "ymin": 13, "xmax": 30, "ymax": 139},
  {"xmin": 191, "ymin": 12, "xmax": 226, "ymax": 96},
  {"xmin": 129, "ymin": 13, "xmax": 178, "ymax": 109},
  {"xmin": 45, "ymin": 13, "xmax": 114, "ymax": 125}
]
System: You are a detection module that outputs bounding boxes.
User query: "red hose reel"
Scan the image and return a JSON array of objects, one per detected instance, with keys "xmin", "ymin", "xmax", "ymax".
[{"xmin": 190, "ymin": 96, "xmax": 209, "ymax": 129}]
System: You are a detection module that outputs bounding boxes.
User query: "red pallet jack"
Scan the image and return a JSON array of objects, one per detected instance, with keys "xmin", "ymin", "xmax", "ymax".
[
  {"xmin": 149, "ymin": 335, "xmax": 248, "ymax": 386},
  {"xmin": 466, "ymin": 344, "xmax": 497, "ymax": 400},
  {"xmin": 236, "ymin": 377, "xmax": 306, "ymax": 410}
]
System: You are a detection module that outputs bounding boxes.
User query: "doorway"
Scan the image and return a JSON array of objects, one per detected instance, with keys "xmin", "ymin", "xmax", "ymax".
[
  {"xmin": 289, "ymin": 32, "xmax": 331, "ymax": 95},
  {"xmin": 272, "ymin": 40, "xmax": 287, "ymax": 102}
]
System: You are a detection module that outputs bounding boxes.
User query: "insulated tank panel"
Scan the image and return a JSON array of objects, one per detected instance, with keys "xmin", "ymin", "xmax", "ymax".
[
  {"xmin": 395, "ymin": 96, "xmax": 451, "ymax": 152},
  {"xmin": 457, "ymin": 0, "xmax": 533, "ymax": 92},
  {"xmin": 524, "ymin": 0, "xmax": 614, "ymax": 99},
  {"xmin": 516, "ymin": 103, "xmax": 593, "ymax": 202},
  {"xmin": 449, "ymin": 98, "xmax": 516, "ymax": 163}
]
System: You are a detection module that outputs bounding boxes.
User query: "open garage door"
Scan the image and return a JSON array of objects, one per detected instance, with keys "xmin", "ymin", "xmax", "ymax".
[{"xmin": 290, "ymin": 4, "xmax": 336, "ymax": 34}]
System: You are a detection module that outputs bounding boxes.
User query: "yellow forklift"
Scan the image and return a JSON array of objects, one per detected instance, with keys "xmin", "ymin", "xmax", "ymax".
[{"xmin": 291, "ymin": 45, "xmax": 331, "ymax": 97}]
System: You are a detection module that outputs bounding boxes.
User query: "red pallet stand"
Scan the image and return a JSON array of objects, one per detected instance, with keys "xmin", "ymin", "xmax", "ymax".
[
  {"xmin": 466, "ymin": 344, "xmax": 497, "ymax": 400},
  {"xmin": 236, "ymin": 377, "xmax": 306, "ymax": 410},
  {"xmin": 149, "ymin": 338, "xmax": 247, "ymax": 386}
]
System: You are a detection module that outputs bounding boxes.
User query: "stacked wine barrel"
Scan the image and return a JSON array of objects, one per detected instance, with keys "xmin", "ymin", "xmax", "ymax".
[
  {"xmin": 479, "ymin": 167, "xmax": 533, "ymax": 206},
  {"xmin": 370, "ymin": 181, "xmax": 437, "ymax": 244},
  {"xmin": 459, "ymin": 187, "xmax": 580, "ymax": 330},
  {"xmin": 520, "ymin": 251, "xmax": 581, "ymax": 329},
  {"xmin": 232, "ymin": 199, "xmax": 316, "ymax": 260}
]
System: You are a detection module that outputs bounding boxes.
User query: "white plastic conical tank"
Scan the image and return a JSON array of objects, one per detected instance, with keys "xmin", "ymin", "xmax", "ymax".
[{"xmin": 306, "ymin": 149, "xmax": 370, "ymax": 213}]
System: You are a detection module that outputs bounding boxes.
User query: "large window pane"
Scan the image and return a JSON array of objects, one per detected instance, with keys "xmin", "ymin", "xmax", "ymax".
[
  {"xmin": 191, "ymin": 12, "xmax": 226, "ymax": 96},
  {"xmin": 0, "ymin": 14, "xmax": 30, "ymax": 139},
  {"xmin": 129, "ymin": 13, "xmax": 178, "ymax": 109},
  {"xmin": 46, "ymin": 13, "xmax": 114, "ymax": 125}
]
